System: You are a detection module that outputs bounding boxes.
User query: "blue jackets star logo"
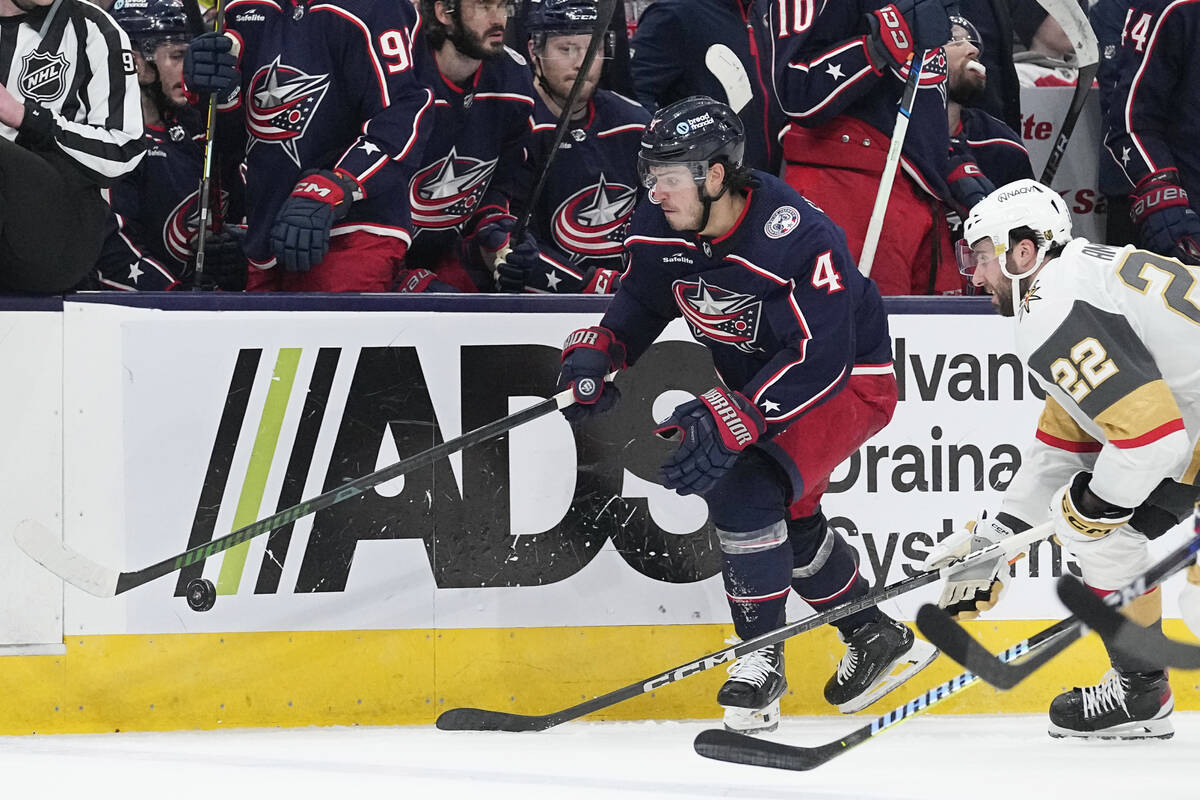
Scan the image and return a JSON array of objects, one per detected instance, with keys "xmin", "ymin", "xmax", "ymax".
[{"xmin": 672, "ymin": 277, "xmax": 764, "ymax": 353}]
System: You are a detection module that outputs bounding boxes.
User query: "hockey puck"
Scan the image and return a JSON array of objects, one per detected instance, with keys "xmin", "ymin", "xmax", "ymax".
[{"xmin": 185, "ymin": 578, "xmax": 217, "ymax": 612}]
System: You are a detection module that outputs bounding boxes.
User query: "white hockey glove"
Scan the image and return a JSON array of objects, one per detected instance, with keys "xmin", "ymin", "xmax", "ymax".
[
  {"xmin": 1050, "ymin": 471, "xmax": 1134, "ymax": 548},
  {"xmin": 921, "ymin": 516, "xmax": 1016, "ymax": 620}
]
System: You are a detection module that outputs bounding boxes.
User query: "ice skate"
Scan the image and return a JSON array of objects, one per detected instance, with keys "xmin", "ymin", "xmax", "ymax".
[
  {"xmin": 824, "ymin": 617, "xmax": 938, "ymax": 713},
  {"xmin": 718, "ymin": 642, "xmax": 786, "ymax": 734},
  {"xmin": 1048, "ymin": 669, "xmax": 1174, "ymax": 740}
]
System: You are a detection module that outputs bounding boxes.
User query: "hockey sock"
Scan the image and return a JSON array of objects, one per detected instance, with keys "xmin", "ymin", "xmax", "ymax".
[
  {"xmin": 721, "ymin": 544, "xmax": 792, "ymax": 640},
  {"xmin": 788, "ymin": 511, "xmax": 880, "ymax": 635},
  {"xmin": 1093, "ymin": 584, "xmax": 1168, "ymax": 674}
]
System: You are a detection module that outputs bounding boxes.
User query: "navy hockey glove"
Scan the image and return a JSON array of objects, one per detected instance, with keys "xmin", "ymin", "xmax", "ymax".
[
  {"xmin": 183, "ymin": 32, "xmax": 240, "ymax": 96},
  {"xmin": 557, "ymin": 326, "xmax": 626, "ymax": 423},
  {"xmin": 473, "ymin": 215, "xmax": 517, "ymax": 259},
  {"xmin": 193, "ymin": 225, "xmax": 248, "ymax": 291},
  {"xmin": 865, "ymin": 0, "xmax": 954, "ymax": 71},
  {"xmin": 270, "ymin": 170, "xmax": 358, "ymax": 272},
  {"xmin": 495, "ymin": 232, "xmax": 541, "ymax": 292},
  {"xmin": 654, "ymin": 387, "xmax": 766, "ymax": 496},
  {"xmin": 1130, "ymin": 169, "xmax": 1200, "ymax": 265},
  {"xmin": 946, "ymin": 153, "xmax": 995, "ymax": 213}
]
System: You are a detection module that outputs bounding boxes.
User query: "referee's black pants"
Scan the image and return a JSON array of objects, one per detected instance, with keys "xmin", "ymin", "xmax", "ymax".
[{"xmin": 0, "ymin": 137, "xmax": 107, "ymax": 293}]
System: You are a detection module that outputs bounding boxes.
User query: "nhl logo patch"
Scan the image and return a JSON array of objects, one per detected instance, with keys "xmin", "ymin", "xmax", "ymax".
[
  {"xmin": 764, "ymin": 205, "xmax": 801, "ymax": 239},
  {"xmin": 19, "ymin": 51, "xmax": 68, "ymax": 103}
]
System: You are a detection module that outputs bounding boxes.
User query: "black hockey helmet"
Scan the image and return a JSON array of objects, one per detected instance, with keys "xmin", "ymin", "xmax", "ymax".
[
  {"xmin": 948, "ymin": 15, "xmax": 983, "ymax": 53},
  {"xmin": 111, "ymin": 0, "xmax": 191, "ymax": 56},
  {"xmin": 525, "ymin": 0, "xmax": 597, "ymax": 34},
  {"xmin": 637, "ymin": 96, "xmax": 746, "ymax": 192}
]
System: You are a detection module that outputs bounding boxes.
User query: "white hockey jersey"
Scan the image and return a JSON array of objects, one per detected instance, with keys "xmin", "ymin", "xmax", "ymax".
[{"xmin": 1000, "ymin": 238, "xmax": 1200, "ymax": 523}]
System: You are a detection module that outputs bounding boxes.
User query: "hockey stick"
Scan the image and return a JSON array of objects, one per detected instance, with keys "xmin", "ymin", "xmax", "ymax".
[
  {"xmin": 191, "ymin": 0, "xmax": 228, "ymax": 289},
  {"xmin": 1033, "ymin": 0, "xmax": 1099, "ymax": 186},
  {"xmin": 705, "ymin": 43, "xmax": 753, "ymax": 113},
  {"xmin": 435, "ymin": 522, "xmax": 1050, "ymax": 732},
  {"xmin": 859, "ymin": 51, "xmax": 924, "ymax": 278},
  {"xmin": 12, "ymin": 375, "xmax": 614, "ymax": 598},
  {"xmin": 494, "ymin": 0, "xmax": 616, "ymax": 277},
  {"xmin": 693, "ymin": 621, "xmax": 1078, "ymax": 771},
  {"xmin": 1057, "ymin": 576, "xmax": 1200, "ymax": 669},
  {"xmin": 916, "ymin": 530, "xmax": 1200, "ymax": 688}
]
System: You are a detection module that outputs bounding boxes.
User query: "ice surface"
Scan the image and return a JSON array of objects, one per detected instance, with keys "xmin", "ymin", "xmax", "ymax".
[{"xmin": 2, "ymin": 714, "xmax": 1194, "ymax": 800}]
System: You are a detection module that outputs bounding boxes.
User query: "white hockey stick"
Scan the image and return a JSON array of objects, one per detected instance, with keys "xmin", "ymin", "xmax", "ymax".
[
  {"xmin": 1033, "ymin": 0, "xmax": 1099, "ymax": 185},
  {"xmin": 860, "ymin": 51, "xmax": 925, "ymax": 278},
  {"xmin": 705, "ymin": 43, "xmax": 753, "ymax": 113}
]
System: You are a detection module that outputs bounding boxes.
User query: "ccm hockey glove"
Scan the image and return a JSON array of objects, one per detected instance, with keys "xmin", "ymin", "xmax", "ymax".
[
  {"xmin": 1051, "ymin": 471, "xmax": 1134, "ymax": 546},
  {"xmin": 270, "ymin": 170, "xmax": 359, "ymax": 272},
  {"xmin": 654, "ymin": 387, "xmax": 766, "ymax": 496},
  {"xmin": 1130, "ymin": 168, "xmax": 1200, "ymax": 265},
  {"xmin": 557, "ymin": 326, "xmax": 626, "ymax": 423},
  {"xmin": 865, "ymin": 0, "xmax": 954, "ymax": 72},
  {"xmin": 946, "ymin": 152, "xmax": 995, "ymax": 213},
  {"xmin": 922, "ymin": 514, "xmax": 1019, "ymax": 620}
]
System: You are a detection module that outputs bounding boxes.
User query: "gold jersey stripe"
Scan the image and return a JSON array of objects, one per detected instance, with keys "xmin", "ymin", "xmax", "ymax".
[{"xmin": 1094, "ymin": 379, "xmax": 1184, "ymax": 446}]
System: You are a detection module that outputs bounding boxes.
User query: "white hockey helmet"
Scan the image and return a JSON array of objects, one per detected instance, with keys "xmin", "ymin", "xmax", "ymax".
[{"xmin": 958, "ymin": 179, "xmax": 1073, "ymax": 314}]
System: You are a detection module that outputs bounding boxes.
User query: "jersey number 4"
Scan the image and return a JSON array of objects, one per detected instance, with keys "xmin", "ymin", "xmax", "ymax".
[{"xmin": 811, "ymin": 250, "xmax": 844, "ymax": 293}]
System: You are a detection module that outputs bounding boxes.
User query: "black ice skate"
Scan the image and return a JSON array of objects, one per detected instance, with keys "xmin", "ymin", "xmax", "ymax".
[
  {"xmin": 1048, "ymin": 669, "xmax": 1174, "ymax": 740},
  {"xmin": 824, "ymin": 617, "xmax": 939, "ymax": 713},
  {"xmin": 717, "ymin": 642, "xmax": 787, "ymax": 734}
]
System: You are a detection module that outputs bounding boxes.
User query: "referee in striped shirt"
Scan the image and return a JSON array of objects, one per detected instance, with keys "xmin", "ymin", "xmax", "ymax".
[{"xmin": 0, "ymin": 0, "xmax": 145, "ymax": 292}]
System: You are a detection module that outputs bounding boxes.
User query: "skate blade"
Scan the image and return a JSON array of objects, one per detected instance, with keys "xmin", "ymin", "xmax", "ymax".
[
  {"xmin": 837, "ymin": 638, "xmax": 940, "ymax": 714},
  {"xmin": 1048, "ymin": 716, "xmax": 1175, "ymax": 741},
  {"xmin": 722, "ymin": 699, "xmax": 781, "ymax": 735}
]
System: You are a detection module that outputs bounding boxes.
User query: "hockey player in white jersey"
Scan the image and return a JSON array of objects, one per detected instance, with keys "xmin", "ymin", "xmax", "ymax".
[{"xmin": 924, "ymin": 178, "xmax": 1200, "ymax": 740}]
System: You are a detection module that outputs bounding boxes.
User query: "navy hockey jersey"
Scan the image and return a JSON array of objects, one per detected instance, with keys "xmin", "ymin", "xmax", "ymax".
[
  {"xmin": 630, "ymin": 0, "xmax": 782, "ymax": 172},
  {"xmin": 217, "ymin": 0, "xmax": 435, "ymax": 266},
  {"xmin": 1104, "ymin": 0, "xmax": 1200, "ymax": 202},
  {"xmin": 953, "ymin": 107, "xmax": 1033, "ymax": 188},
  {"xmin": 91, "ymin": 115, "xmax": 208, "ymax": 290},
  {"xmin": 601, "ymin": 171, "xmax": 892, "ymax": 437},
  {"xmin": 404, "ymin": 42, "xmax": 537, "ymax": 286},
  {"xmin": 514, "ymin": 89, "xmax": 649, "ymax": 293},
  {"xmin": 755, "ymin": 0, "xmax": 953, "ymax": 202}
]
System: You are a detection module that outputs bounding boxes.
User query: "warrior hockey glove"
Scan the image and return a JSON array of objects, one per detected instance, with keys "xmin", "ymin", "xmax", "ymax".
[
  {"xmin": 655, "ymin": 387, "xmax": 766, "ymax": 496},
  {"xmin": 183, "ymin": 32, "xmax": 240, "ymax": 96},
  {"xmin": 270, "ymin": 170, "xmax": 359, "ymax": 272},
  {"xmin": 1051, "ymin": 471, "xmax": 1134, "ymax": 546},
  {"xmin": 495, "ymin": 232, "xmax": 542, "ymax": 293},
  {"xmin": 1129, "ymin": 169, "xmax": 1200, "ymax": 265},
  {"xmin": 946, "ymin": 152, "xmax": 995, "ymax": 214},
  {"xmin": 557, "ymin": 326, "xmax": 626, "ymax": 423},
  {"xmin": 192, "ymin": 225, "xmax": 248, "ymax": 291},
  {"xmin": 922, "ymin": 514, "xmax": 1020, "ymax": 620},
  {"xmin": 865, "ymin": 0, "xmax": 954, "ymax": 72}
]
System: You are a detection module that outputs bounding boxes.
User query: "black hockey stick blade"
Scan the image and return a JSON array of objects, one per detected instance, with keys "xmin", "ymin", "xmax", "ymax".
[
  {"xmin": 1057, "ymin": 575, "xmax": 1200, "ymax": 669},
  {"xmin": 694, "ymin": 729, "xmax": 841, "ymax": 772},
  {"xmin": 915, "ymin": 605, "xmax": 1082, "ymax": 689},
  {"xmin": 436, "ymin": 708, "xmax": 559, "ymax": 733}
]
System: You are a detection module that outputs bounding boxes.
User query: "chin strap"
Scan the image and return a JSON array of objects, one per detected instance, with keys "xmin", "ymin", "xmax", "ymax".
[{"xmin": 692, "ymin": 182, "xmax": 728, "ymax": 235}]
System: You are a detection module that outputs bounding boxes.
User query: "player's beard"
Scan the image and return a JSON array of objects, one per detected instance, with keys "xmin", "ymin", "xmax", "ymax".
[
  {"xmin": 949, "ymin": 78, "xmax": 985, "ymax": 106},
  {"xmin": 450, "ymin": 20, "xmax": 507, "ymax": 61}
]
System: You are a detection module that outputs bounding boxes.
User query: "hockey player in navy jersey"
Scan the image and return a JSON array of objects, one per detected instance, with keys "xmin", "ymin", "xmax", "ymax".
[
  {"xmin": 757, "ymin": 0, "xmax": 970, "ymax": 296},
  {"xmin": 1104, "ymin": 0, "xmax": 1200, "ymax": 266},
  {"xmin": 557, "ymin": 97, "xmax": 938, "ymax": 732},
  {"xmin": 89, "ymin": 0, "xmax": 246, "ymax": 292},
  {"xmin": 395, "ymin": 0, "xmax": 538, "ymax": 292},
  {"xmin": 181, "ymin": 0, "xmax": 434, "ymax": 291},
  {"xmin": 494, "ymin": 0, "xmax": 649, "ymax": 294}
]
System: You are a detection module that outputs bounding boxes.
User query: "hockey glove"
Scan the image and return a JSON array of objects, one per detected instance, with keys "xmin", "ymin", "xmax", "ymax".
[
  {"xmin": 473, "ymin": 215, "xmax": 517, "ymax": 260},
  {"xmin": 655, "ymin": 387, "xmax": 766, "ymax": 496},
  {"xmin": 557, "ymin": 326, "xmax": 626, "ymax": 423},
  {"xmin": 865, "ymin": 0, "xmax": 953, "ymax": 72},
  {"xmin": 193, "ymin": 225, "xmax": 248, "ymax": 291},
  {"xmin": 495, "ymin": 232, "xmax": 541, "ymax": 293},
  {"xmin": 1129, "ymin": 169, "xmax": 1200, "ymax": 265},
  {"xmin": 922, "ymin": 515, "xmax": 1018, "ymax": 620},
  {"xmin": 183, "ymin": 32, "xmax": 240, "ymax": 96},
  {"xmin": 269, "ymin": 170, "xmax": 359, "ymax": 272},
  {"xmin": 946, "ymin": 152, "xmax": 995, "ymax": 214},
  {"xmin": 1051, "ymin": 471, "xmax": 1134, "ymax": 547}
]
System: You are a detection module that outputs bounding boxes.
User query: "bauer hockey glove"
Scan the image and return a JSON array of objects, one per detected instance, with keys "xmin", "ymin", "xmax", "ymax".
[
  {"xmin": 1051, "ymin": 471, "xmax": 1134, "ymax": 546},
  {"xmin": 557, "ymin": 326, "xmax": 626, "ymax": 423},
  {"xmin": 270, "ymin": 170, "xmax": 359, "ymax": 272},
  {"xmin": 495, "ymin": 232, "xmax": 542, "ymax": 292},
  {"xmin": 1129, "ymin": 168, "xmax": 1200, "ymax": 265},
  {"xmin": 654, "ymin": 387, "xmax": 766, "ymax": 496},
  {"xmin": 922, "ymin": 514, "xmax": 1019, "ymax": 620},
  {"xmin": 183, "ymin": 32, "xmax": 240, "ymax": 96}
]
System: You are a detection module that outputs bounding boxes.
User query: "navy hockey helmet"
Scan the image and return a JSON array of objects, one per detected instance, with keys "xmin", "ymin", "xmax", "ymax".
[
  {"xmin": 111, "ymin": 0, "xmax": 191, "ymax": 56},
  {"xmin": 637, "ymin": 96, "xmax": 746, "ymax": 192},
  {"xmin": 525, "ymin": 0, "xmax": 598, "ymax": 34},
  {"xmin": 948, "ymin": 15, "xmax": 982, "ymax": 53}
]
